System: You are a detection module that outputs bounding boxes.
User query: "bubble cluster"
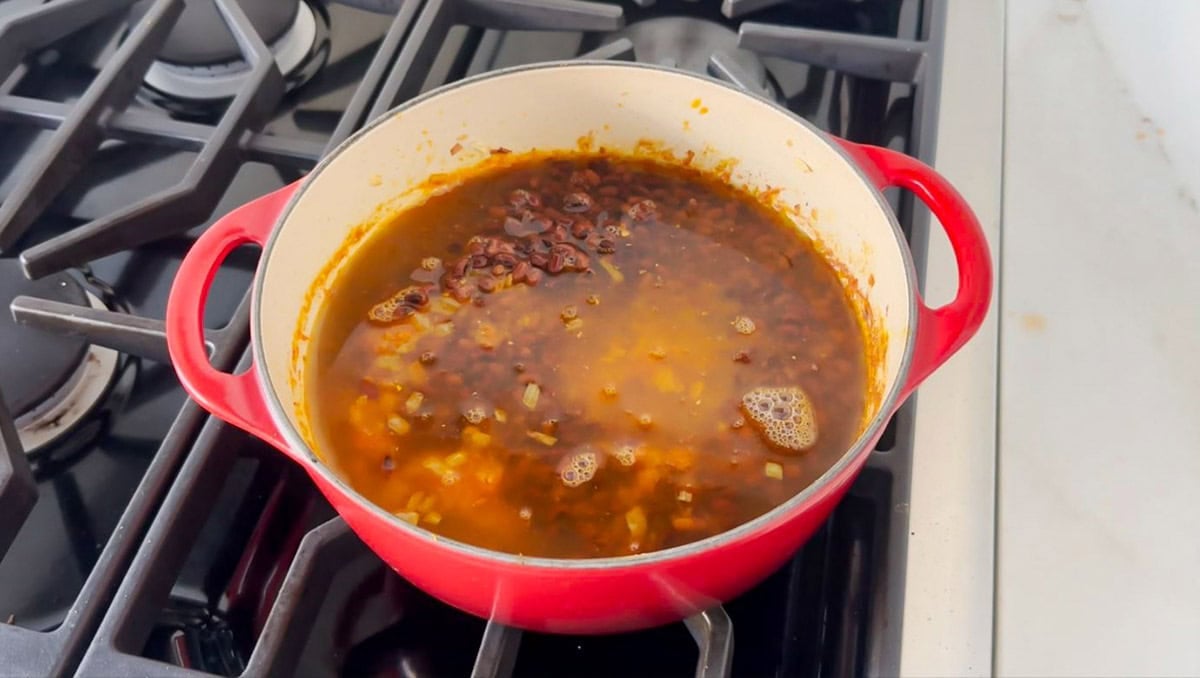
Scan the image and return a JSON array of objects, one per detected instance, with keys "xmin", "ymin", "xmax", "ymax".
[
  {"xmin": 732, "ymin": 315, "xmax": 757, "ymax": 335},
  {"xmin": 558, "ymin": 448, "xmax": 600, "ymax": 487},
  {"xmin": 611, "ymin": 444, "xmax": 637, "ymax": 466},
  {"xmin": 366, "ymin": 296, "xmax": 414, "ymax": 324},
  {"xmin": 462, "ymin": 406, "xmax": 487, "ymax": 425},
  {"xmin": 741, "ymin": 386, "xmax": 818, "ymax": 451}
]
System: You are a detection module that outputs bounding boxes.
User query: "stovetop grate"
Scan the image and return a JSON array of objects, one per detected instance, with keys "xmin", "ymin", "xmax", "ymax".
[{"xmin": 0, "ymin": 1, "xmax": 945, "ymax": 676}]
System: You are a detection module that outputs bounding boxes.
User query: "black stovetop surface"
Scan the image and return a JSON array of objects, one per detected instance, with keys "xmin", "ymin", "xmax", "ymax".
[{"xmin": 0, "ymin": 1, "xmax": 941, "ymax": 676}]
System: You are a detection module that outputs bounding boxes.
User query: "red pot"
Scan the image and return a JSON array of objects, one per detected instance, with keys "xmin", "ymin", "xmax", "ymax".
[{"xmin": 165, "ymin": 62, "xmax": 991, "ymax": 634}]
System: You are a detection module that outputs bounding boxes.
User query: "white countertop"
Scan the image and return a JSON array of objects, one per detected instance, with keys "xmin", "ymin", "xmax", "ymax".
[
  {"xmin": 899, "ymin": 1, "xmax": 1200, "ymax": 675},
  {"xmin": 996, "ymin": 1, "xmax": 1200, "ymax": 676}
]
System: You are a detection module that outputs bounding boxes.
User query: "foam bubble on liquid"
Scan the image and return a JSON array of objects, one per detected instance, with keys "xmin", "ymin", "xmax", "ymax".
[
  {"xmin": 558, "ymin": 447, "xmax": 601, "ymax": 487},
  {"xmin": 741, "ymin": 386, "xmax": 818, "ymax": 451},
  {"xmin": 460, "ymin": 398, "xmax": 490, "ymax": 425},
  {"xmin": 611, "ymin": 444, "xmax": 638, "ymax": 467}
]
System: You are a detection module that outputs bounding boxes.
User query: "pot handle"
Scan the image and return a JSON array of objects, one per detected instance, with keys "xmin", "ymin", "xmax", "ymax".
[
  {"xmin": 834, "ymin": 140, "xmax": 993, "ymax": 403},
  {"xmin": 165, "ymin": 182, "xmax": 302, "ymax": 453}
]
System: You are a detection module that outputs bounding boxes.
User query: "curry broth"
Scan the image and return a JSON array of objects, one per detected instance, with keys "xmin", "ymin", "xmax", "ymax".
[{"xmin": 307, "ymin": 153, "xmax": 868, "ymax": 558}]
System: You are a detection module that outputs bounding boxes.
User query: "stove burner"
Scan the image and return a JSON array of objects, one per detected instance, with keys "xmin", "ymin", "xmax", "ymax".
[
  {"xmin": 140, "ymin": 0, "xmax": 330, "ymax": 115},
  {"xmin": 0, "ymin": 261, "xmax": 119, "ymax": 453},
  {"xmin": 605, "ymin": 16, "xmax": 777, "ymax": 99},
  {"xmin": 1, "ymin": 261, "xmax": 88, "ymax": 418}
]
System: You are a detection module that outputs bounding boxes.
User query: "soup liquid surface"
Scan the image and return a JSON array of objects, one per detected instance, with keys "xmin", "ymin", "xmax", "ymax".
[{"xmin": 308, "ymin": 154, "xmax": 867, "ymax": 558}]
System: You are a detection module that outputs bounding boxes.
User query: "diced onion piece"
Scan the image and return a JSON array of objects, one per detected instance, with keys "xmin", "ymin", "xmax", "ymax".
[
  {"xmin": 387, "ymin": 415, "xmax": 411, "ymax": 436},
  {"xmin": 445, "ymin": 451, "xmax": 468, "ymax": 467},
  {"xmin": 522, "ymin": 383, "xmax": 540, "ymax": 410},
  {"xmin": 526, "ymin": 431, "xmax": 557, "ymax": 446},
  {"xmin": 432, "ymin": 296, "xmax": 461, "ymax": 314},
  {"xmin": 625, "ymin": 506, "xmax": 647, "ymax": 540},
  {"xmin": 677, "ymin": 490, "xmax": 693, "ymax": 503},
  {"xmin": 600, "ymin": 258, "xmax": 624, "ymax": 283},
  {"xmin": 462, "ymin": 426, "xmax": 491, "ymax": 448},
  {"xmin": 423, "ymin": 511, "xmax": 442, "ymax": 526},
  {"xmin": 396, "ymin": 512, "xmax": 419, "ymax": 525},
  {"xmin": 494, "ymin": 408, "xmax": 508, "ymax": 423},
  {"xmin": 405, "ymin": 391, "xmax": 425, "ymax": 414},
  {"xmin": 764, "ymin": 462, "xmax": 784, "ymax": 480}
]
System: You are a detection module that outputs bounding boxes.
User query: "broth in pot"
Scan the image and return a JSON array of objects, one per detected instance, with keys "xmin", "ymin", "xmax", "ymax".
[{"xmin": 306, "ymin": 152, "xmax": 869, "ymax": 559}]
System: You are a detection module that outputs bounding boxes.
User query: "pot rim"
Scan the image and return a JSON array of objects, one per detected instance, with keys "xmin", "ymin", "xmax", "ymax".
[{"xmin": 252, "ymin": 60, "xmax": 919, "ymax": 570}]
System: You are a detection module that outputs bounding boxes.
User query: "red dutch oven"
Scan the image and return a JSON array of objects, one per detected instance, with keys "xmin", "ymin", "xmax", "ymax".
[{"xmin": 166, "ymin": 63, "xmax": 991, "ymax": 634}]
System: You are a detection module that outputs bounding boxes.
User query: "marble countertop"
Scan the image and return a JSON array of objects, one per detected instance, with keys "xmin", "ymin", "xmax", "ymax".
[
  {"xmin": 998, "ymin": 1, "xmax": 1200, "ymax": 675},
  {"xmin": 899, "ymin": 2, "xmax": 1200, "ymax": 675}
]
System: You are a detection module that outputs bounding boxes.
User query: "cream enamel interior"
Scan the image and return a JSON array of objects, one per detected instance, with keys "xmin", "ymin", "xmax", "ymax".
[{"xmin": 257, "ymin": 63, "xmax": 913, "ymax": 460}]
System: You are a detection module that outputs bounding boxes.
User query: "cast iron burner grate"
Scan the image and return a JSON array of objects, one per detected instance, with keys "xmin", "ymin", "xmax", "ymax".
[{"xmin": 0, "ymin": 0, "xmax": 943, "ymax": 676}]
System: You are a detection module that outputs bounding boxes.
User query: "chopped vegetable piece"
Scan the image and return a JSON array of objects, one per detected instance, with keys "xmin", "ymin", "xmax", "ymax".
[
  {"xmin": 387, "ymin": 415, "xmax": 411, "ymax": 436},
  {"xmin": 462, "ymin": 427, "xmax": 491, "ymax": 448},
  {"xmin": 625, "ymin": 506, "xmax": 647, "ymax": 540},
  {"xmin": 424, "ymin": 511, "xmax": 443, "ymax": 525},
  {"xmin": 396, "ymin": 512, "xmax": 419, "ymax": 525},
  {"xmin": 599, "ymin": 258, "xmax": 624, "ymax": 282},
  {"xmin": 494, "ymin": 408, "xmax": 508, "ymax": 423},
  {"xmin": 445, "ymin": 451, "xmax": 468, "ymax": 467},
  {"xmin": 677, "ymin": 490, "xmax": 693, "ymax": 503},
  {"xmin": 526, "ymin": 431, "xmax": 558, "ymax": 446},
  {"xmin": 522, "ymin": 382, "xmax": 540, "ymax": 410},
  {"xmin": 405, "ymin": 391, "xmax": 424, "ymax": 414},
  {"xmin": 764, "ymin": 462, "xmax": 784, "ymax": 479}
]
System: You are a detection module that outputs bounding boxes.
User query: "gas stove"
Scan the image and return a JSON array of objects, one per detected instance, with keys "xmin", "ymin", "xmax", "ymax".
[{"xmin": 0, "ymin": 1, "xmax": 944, "ymax": 676}]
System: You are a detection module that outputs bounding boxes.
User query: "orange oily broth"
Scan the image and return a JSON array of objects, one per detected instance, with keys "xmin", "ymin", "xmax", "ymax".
[{"xmin": 307, "ymin": 153, "xmax": 868, "ymax": 558}]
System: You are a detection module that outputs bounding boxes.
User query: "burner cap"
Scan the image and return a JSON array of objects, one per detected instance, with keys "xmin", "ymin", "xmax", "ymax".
[
  {"xmin": 140, "ymin": 0, "xmax": 330, "ymax": 113},
  {"xmin": 606, "ymin": 16, "xmax": 774, "ymax": 98},
  {"xmin": 0, "ymin": 260, "xmax": 89, "ymax": 418},
  {"xmin": 133, "ymin": 0, "xmax": 298, "ymax": 66}
]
